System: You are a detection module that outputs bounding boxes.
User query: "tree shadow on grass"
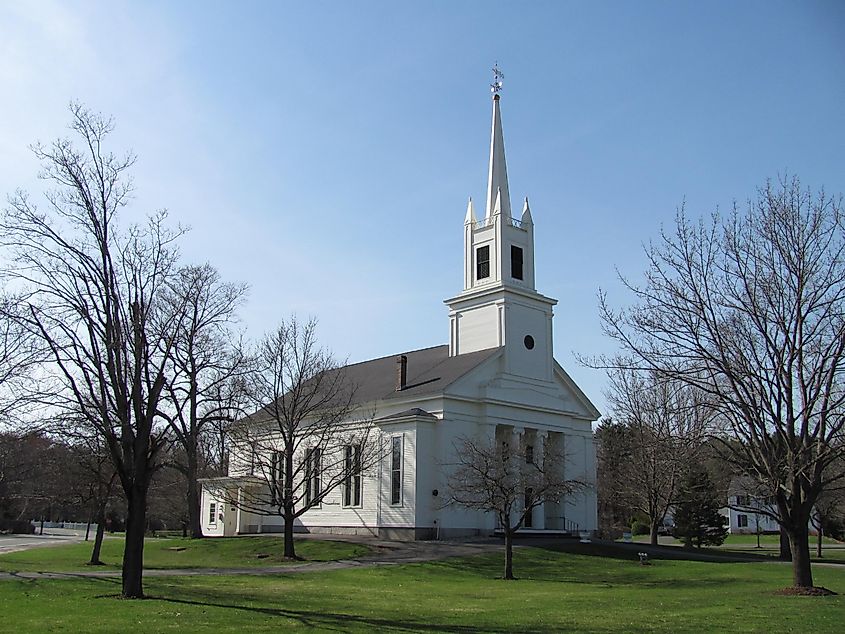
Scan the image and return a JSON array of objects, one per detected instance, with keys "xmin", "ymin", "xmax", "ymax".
[
  {"xmin": 422, "ymin": 541, "xmax": 789, "ymax": 591},
  {"xmin": 426, "ymin": 556, "xmax": 741, "ymax": 589},
  {"xmin": 528, "ymin": 539, "xmax": 783, "ymax": 564},
  {"xmin": 146, "ymin": 592, "xmax": 551, "ymax": 634}
]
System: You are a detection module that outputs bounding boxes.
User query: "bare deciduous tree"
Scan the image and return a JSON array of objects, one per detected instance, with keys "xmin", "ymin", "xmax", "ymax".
[
  {"xmin": 603, "ymin": 369, "xmax": 707, "ymax": 545},
  {"xmin": 0, "ymin": 296, "xmax": 44, "ymax": 425},
  {"xmin": 1, "ymin": 103, "xmax": 185, "ymax": 598},
  {"xmin": 598, "ymin": 176, "xmax": 845, "ymax": 589},
  {"xmin": 444, "ymin": 434, "xmax": 583, "ymax": 580},
  {"xmin": 67, "ymin": 428, "xmax": 118, "ymax": 565},
  {"xmin": 811, "ymin": 488, "xmax": 845, "ymax": 558},
  {"xmin": 160, "ymin": 263, "xmax": 249, "ymax": 538},
  {"xmin": 224, "ymin": 317, "xmax": 378, "ymax": 559}
]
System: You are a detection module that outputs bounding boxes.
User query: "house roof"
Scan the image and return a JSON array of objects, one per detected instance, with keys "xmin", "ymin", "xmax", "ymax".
[
  {"xmin": 344, "ymin": 344, "xmax": 500, "ymax": 404},
  {"xmin": 376, "ymin": 408, "xmax": 439, "ymax": 422},
  {"xmin": 242, "ymin": 344, "xmax": 500, "ymax": 424},
  {"xmin": 727, "ymin": 476, "xmax": 773, "ymax": 497}
]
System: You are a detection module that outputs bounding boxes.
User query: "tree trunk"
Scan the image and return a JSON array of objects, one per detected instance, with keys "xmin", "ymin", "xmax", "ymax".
[
  {"xmin": 778, "ymin": 526, "xmax": 791, "ymax": 561},
  {"xmin": 283, "ymin": 510, "xmax": 296, "ymax": 559},
  {"xmin": 186, "ymin": 455, "xmax": 202, "ymax": 539},
  {"xmin": 786, "ymin": 522, "xmax": 813, "ymax": 589},
  {"xmin": 504, "ymin": 531, "xmax": 514, "ymax": 580},
  {"xmin": 90, "ymin": 517, "xmax": 106, "ymax": 565},
  {"xmin": 816, "ymin": 526, "xmax": 823, "ymax": 559},
  {"xmin": 649, "ymin": 518, "xmax": 660, "ymax": 546},
  {"xmin": 121, "ymin": 488, "xmax": 147, "ymax": 599}
]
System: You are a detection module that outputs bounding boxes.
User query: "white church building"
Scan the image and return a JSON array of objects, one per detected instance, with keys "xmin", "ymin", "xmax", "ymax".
[{"xmin": 200, "ymin": 84, "xmax": 600, "ymax": 540}]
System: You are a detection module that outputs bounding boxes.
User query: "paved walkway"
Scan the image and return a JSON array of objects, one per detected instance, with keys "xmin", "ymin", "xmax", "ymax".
[{"xmin": 0, "ymin": 528, "xmax": 87, "ymax": 555}]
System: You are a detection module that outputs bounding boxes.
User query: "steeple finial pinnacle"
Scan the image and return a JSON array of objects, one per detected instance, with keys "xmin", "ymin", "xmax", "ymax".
[
  {"xmin": 491, "ymin": 63, "xmax": 504, "ymax": 96},
  {"xmin": 485, "ymin": 64, "xmax": 511, "ymax": 219},
  {"xmin": 465, "ymin": 197, "xmax": 476, "ymax": 224}
]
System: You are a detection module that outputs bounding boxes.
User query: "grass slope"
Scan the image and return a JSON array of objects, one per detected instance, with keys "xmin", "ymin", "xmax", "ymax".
[
  {"xmin": 637, "ymin": 534, "xmax": 845, "ymax": 562},
  {"xmin": 1, "ymin": 546, "xmax": 843, "ymax": 632},
  {"xmin": 0, "ymin": 536, "xmax": 369, "ymax": 573}
]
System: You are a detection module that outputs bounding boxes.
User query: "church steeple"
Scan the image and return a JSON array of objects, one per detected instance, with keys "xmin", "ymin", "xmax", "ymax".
[
  {"xmin": 458, "ymin": 82, "xmax": 536, "ymax": 294},
  {"xmin": 446, "ymin": 68, "xmax": 557, "ymax": 383}
]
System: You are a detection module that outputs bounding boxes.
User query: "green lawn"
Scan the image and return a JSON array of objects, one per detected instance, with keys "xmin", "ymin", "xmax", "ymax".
[
  {"xmin": 718, "ymin": 535, "xmax": 845, "ymax": 562},
  {"xmin": 721, "ymin": 534, "xmax": 842, "ymax": 547},
  {"xmin": 1, "ymin": 546, "xmax": 843, "ymax": 632},
  {"xmin": 636, "ymin": 534, "xmax": 845, "ymax": 562},
  {"xmin": 0, "ymin": 536, "xmax": 369, "ymax": 573}
]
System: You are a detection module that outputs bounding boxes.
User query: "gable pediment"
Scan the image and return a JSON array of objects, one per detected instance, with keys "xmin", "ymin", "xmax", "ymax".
[{"xmin": 443, "ymin": 351, "xmax": 600, "ymax": 421}]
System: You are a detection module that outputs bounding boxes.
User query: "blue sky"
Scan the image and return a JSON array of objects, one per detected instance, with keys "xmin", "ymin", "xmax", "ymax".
[{"xmin": 1, "ymin": 1, "xmax": 843, "ymax": 415}]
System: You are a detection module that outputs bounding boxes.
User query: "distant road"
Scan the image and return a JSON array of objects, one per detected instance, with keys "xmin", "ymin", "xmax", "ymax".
[{"xmin": 0, "ymin": 528, "xmax": 87, "ymax": 555}]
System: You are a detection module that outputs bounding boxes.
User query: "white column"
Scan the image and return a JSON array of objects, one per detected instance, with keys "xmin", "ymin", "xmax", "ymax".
[
  {"xmin": 510, "ymin": 426, "xmax": 524, "ymax": 457},
  {"xmin": 481, "ymin": 422, "xmax": 498, "ymax": 532},
  {"xmin": 534, "ymin": 431, "xmax": 547, "ymax": 530},
  {"xmin": 511, "ymin": 426, "xmax": 524, "ymax": 529}
]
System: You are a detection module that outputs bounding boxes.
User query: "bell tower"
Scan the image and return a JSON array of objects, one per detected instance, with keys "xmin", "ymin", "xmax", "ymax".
[{"xmin": 445, "ymin": 68, "xmax": 557, "ymax": 383}]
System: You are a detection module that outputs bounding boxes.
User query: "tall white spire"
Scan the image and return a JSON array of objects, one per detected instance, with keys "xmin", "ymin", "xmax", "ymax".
[
  {"xmin": 448, "ymin": 65, "xmax": 553, "ymax": 372},
  {"xmin": 485, "ymin": 93, "xmax": 511, "ymax": 220}
]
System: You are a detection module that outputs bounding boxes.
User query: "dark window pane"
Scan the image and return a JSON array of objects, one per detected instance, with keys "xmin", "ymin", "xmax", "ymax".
[
  {"xmin": 511, "ymin": 245, "xmax": 523, "ymax": 280},
  {"xmin": 476, "ymin": 245, "xmax": 490, "ymax": 280},
  {"xmin": 391, "ymin": 436, "xmax": 402, "ymax": 505}
]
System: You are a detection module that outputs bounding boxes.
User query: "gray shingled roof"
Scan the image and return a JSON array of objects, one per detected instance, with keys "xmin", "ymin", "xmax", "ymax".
[
  {"xmin": 376, "ymin": 408, "xmax": 439, "ymax": 421},
  {"xmin": 344, "ymin": 344, "xmax": 500, "ymax": 404},
  {"xmin": 242, "ymin": 345, "xmax": 500, "ymax": 424}
]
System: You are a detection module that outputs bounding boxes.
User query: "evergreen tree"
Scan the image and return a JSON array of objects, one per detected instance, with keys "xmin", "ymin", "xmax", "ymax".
[{"xmin": 673, "ymin": 465, "xmax": 729, "ymax": 548}]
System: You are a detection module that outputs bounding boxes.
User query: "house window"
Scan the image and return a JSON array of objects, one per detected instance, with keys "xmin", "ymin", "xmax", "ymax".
[
  {"xmin": 476, "ymin": 245, "xmax": 490, "ymax": 280},
  {"xmin": 737, "ymin": 514, "xmax": 748, "ymax": 528},
  {"xmin": 525, "ymin": 444, "xmax": 534, "ymax": 464},
  {"xmin": 524, "ymin": 488, "xmax": 533, "ymax": 528},
  {"xmin": 344, "ymin": 445, "xmax": 362, "ymax": 507},
  {"xmin": 270, "ymin": 451, "xmax": 284, "ymax": 506},
  {"xmin": 208, "ymin": 502, "xmax": 217, "ymax": 526},
  {"xmin": 390, "ymin": 436, "xmax": 403, "ymax": 505},
  {"xmin": 511, "ymin": 245, "xmax": 523, "ymax": 280},
  {"xmin": 305, "ymin": 448, "xmax": 321, "ymax": 507}
]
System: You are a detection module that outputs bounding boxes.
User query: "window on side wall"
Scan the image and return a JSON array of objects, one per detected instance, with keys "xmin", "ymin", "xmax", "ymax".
[
  {"xmin": 343, "ymin": 445, "xmax": 362, "ymax": 507},
  {"xmin": 524, "ymin": 488, "xmax": 533, "ymax": 528},
  {"xmin": 270, "ymin": 451, "xmax": 284, "ymax": 506},
  {"xmin": 737, "ymin": 514, "xmax": 748, "ymax": 528},
  {"xmin": 209, "ymin": 502, "xmax": 217, "ymax": 526},
  {"xmin": 390, "ymin": 435, "xmax": 403, "ymax": 505},
  {"xmin": 305, "ymin": 447, "xmax": 321, "ymax": 508}
]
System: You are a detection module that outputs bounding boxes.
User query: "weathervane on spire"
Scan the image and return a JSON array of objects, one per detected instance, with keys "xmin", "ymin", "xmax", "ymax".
[{"xmin": 490, "ymin": 63, "xmax": 504, "ymax": 95}]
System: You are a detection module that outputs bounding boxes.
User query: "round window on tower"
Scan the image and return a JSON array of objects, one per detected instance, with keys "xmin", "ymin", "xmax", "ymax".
[{"xmin": 524, "ymin": 335, "xmax": 535, "ymax": 350}]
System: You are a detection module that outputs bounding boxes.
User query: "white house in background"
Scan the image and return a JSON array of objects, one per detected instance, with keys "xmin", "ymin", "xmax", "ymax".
[
  {"xmin": 199, "ymin": 84, "xmax": 600, "ymax": 540},
  {"xmin": 722, "ymin": 477, "xmax": 780, "ymax": 534}
]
